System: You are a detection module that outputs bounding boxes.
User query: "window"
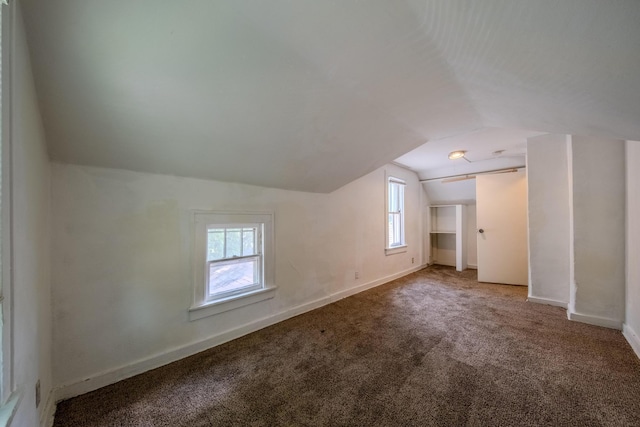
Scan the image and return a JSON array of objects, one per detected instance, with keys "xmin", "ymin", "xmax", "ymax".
[
  {"xmin": 206, "ymin": 225, "xmax": 261, "ymax": 299},
  {"xmin": 190, "ymin": 211, "xmax": 275, "ymax": 321},
  {"xmin": 386, "ymin": 177, "xmax": 406, "ymax": 254}
]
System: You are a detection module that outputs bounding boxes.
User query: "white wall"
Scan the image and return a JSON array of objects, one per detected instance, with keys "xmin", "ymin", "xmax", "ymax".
[
  {"xmin": 624, "ymin": 140, "xmax": 640, "ymax": 357},
  {"xmin": 568, "ymin": 136, "xmax": 625, "ymax": 328},
  {"xmin": 526, "ymin": 134, "xmax": 570, "ymax": 307},
  {"xmin": 9, "ymin": 4, "xmax": 52, "ymax": 426},
  {"xmin": 422, "ymin": 179, "xmax": 475, "ymax": 206},
  {"xmin": 50, "ymin": 162, "xmax": 424, "ymax": 398}
]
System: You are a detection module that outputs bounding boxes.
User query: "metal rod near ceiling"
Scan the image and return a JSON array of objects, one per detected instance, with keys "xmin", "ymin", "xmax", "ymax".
[{"xmin": 419, "ymin": 166, "xmax": 525, "ymax": 183}]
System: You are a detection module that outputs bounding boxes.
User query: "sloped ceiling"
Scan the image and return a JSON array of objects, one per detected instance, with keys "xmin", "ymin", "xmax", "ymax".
[
  {"xmin": 395, "ymin": 127, "xmax": 545, "ymax": 179},
  {"xmin": 20, "ymin": 0, "xmax": 640, "ymax": 192}
]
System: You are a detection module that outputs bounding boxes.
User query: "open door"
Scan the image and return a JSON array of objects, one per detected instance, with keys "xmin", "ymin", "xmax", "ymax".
[{"xmin": 476, "ymin": 170, "xmax": 528, "ymax": 285}]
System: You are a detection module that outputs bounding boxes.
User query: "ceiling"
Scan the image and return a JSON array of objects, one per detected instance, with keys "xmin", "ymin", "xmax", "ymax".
[
  {"xmin": 394, "ymin": 127, "xmax": 545, "ymax": 180},
  {"xmin": 20, "ymin": 0, "xmax": 640, "ymax": 193}
]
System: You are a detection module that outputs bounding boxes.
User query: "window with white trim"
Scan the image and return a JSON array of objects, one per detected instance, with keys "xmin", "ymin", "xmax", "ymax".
[
  {"xmin": 206, "ymin": 224, "xmax": 262, "ymax": 299},
  {"xmin": 387, "ymin": 177, "xmax": 405, "ymax": 250},
  {"xmin": 190, "ymin": 211, "xmax": 275, "ymax": 321}
]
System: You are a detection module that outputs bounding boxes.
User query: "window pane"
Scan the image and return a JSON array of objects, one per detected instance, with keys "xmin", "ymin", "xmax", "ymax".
[
  {"xmin": 242, "ymin": 228, "xmax": 256, "ymax": 256},
  {"xmin": 207, "ymin": 229, "xmax": 225, "ymax": 261},
  {"xmin": 226, "ymin": 228, "xmax": 242, "ymax": 258},
  {"xmin": 389, "ymin": 183, "xmax": 398, "ymax": 212},
  {"xmin": 208, "ymin": 257, "xmax": 259, "ymax": 296},
  {"xmin": 389, "ymin": 213, "xmax": 396, "ymax": 246},
  {"xmin": 393, "ymin": 213, "xmax": 401, "ymax": 245},
  {"xmin": 387, "ymin": 179, "xmax": 404, "ymax": 248}
]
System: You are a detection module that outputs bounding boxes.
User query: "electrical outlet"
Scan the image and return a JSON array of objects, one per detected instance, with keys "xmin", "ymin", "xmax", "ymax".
[
  {"xmin": 355, "ymin": 271, "xmax": 359, "ymax": 279},
  {"xmin": 35, "ymin": 380, "xmax": 41, "ymax": 408},
  {"xmin": 412, "ymin": 257, "xmax": 415, "ymax": 264}
]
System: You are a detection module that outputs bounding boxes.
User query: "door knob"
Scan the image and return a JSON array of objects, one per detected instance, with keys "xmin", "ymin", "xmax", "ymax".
[{"xmin": 478, "ymin": 229, "xmax": 484, "ymax": 233}]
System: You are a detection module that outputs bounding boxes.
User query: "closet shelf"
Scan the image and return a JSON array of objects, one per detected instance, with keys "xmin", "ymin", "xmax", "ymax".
[{"xmin": 430, "ymin": 204, "xmax": 467, "ymax": 271}]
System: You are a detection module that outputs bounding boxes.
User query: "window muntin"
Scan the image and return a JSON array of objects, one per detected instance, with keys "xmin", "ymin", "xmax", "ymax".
[
  {"xmin": 206, "ymin": 224, "xmax": 262, "ymax": 299},
  {"xmin": 207, "ymin": 226, "xmax": 257, "ymax": 261},
  {"xmin": 387, "ymin": 178, "xmax": 405, "ymax": 248}
]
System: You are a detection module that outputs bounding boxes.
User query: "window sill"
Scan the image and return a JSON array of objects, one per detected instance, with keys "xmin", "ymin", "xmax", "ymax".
[
  {"xmin": 0, "ymin": 392, "xmax": 21, "ymax": 427},
  {"xmin": 385, "ymin": 245, "xmax": 407, "ymax": 256},
  {"xmin": 189, "ymin": 286, "xmax": 277, "ymax": 321}
]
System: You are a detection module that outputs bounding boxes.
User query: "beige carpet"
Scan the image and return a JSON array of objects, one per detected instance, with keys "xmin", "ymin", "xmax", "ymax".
[{"xmin": 53, "ymin": 265, "xmax": 640, "ymax": 426}]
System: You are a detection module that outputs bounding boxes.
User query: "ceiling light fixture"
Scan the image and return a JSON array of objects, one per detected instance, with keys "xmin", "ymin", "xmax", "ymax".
[{"xmin": 448, "ymin": 150, "xmax": 467, "ymax": 160}]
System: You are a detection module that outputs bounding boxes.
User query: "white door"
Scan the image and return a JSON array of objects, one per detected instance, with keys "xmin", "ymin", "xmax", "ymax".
[{"xmin": 476, "ymin": 170, "xmax": 528, "ymax": 285}]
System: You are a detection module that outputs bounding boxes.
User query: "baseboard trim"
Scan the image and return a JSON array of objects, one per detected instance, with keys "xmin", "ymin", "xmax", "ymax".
[
  {"xmin": 466, "ymin": 263, "xmax": 477, "ymax": 269},
  {"xmin": 567, "ymin": 311, "xmax": 622, "ymax": 330},
  {"xmin": 54, "ymin": 264, "xmax": 427, "ymax": 402},
  {"xmin": 623, "ymin": 323, "xmax": 640, "ymax": 360},
  {"xmin": 330, "ymin": 264, "xmax": 427, "ymax": 303},
  {"xmin": 527, "ymin": 296, "xmax": 568, "ymax": 309},
  {"xmin": 39, "ymin": 390, "xmax": 56, "ymax": 427}
]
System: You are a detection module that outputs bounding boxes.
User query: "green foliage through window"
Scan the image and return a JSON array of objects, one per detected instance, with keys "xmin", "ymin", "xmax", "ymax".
[{"xmin": 207, "ymin": 226, "xmax": 258, "ymax": 261}]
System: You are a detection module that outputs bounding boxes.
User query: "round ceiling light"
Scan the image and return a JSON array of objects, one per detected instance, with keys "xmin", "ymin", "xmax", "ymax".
[{"xmin": 448, "ymin": 150, "xmax": 466, "ymax": 160}]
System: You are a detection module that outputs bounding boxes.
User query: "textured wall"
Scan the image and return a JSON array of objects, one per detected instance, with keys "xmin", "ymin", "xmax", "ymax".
[
  {"xmin": 568, "ymin": 136, "xmax": 625, "ymax": 326},
  {"xmin": 10, "ymin": 3, "xmax": 52, "ymax": 426},
  {"xmin": 526, "ymin": 134, "xmax": 571, "ymax": 306},
  {"xmin": 51, "ymin": 162, "xmax": 424, "ymax": 394}
]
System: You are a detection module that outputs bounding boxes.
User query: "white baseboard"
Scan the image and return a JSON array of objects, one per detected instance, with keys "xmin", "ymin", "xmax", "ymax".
[
  {"xmin": 527, "ymin": 296, "xmax": 568, "ymax": 309},
  {"xmin": 39, "ymin": 390, "xmax": 56, "ymax": 427},
  {"xmin": 330, "ymin": 264, "xmax": 427, "ymax": 302},
  {"xmin": 567, "ymin": 310, "xmax": 622, "ymax": 330},
  {"xmin": 466, "ymin": 263, "xmax": 477, "ymax": 269},
  {"xmin": 623, "ymin": 323, "xmax": 640, "ymax": 360},
  {"xmin": 54, "ymin": 264, "xmax": 427, "ymax": 403}
]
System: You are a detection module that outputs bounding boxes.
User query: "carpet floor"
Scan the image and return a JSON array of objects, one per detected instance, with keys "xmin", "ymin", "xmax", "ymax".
[{"xmin": 53, "ymin": 266, "xmax": 640, "ymax": 426}]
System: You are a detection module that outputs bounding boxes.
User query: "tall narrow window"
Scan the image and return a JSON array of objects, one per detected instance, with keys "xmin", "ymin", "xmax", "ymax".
[{"xmin": 387, "ymin": 177, "xmax": 405, "ymax": 249}]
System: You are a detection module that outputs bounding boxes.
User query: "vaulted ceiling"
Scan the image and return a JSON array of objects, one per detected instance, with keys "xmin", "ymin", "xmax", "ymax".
[{"xmin": 21, "ymin": 0, "xmax": 640, "ymax": 192}]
